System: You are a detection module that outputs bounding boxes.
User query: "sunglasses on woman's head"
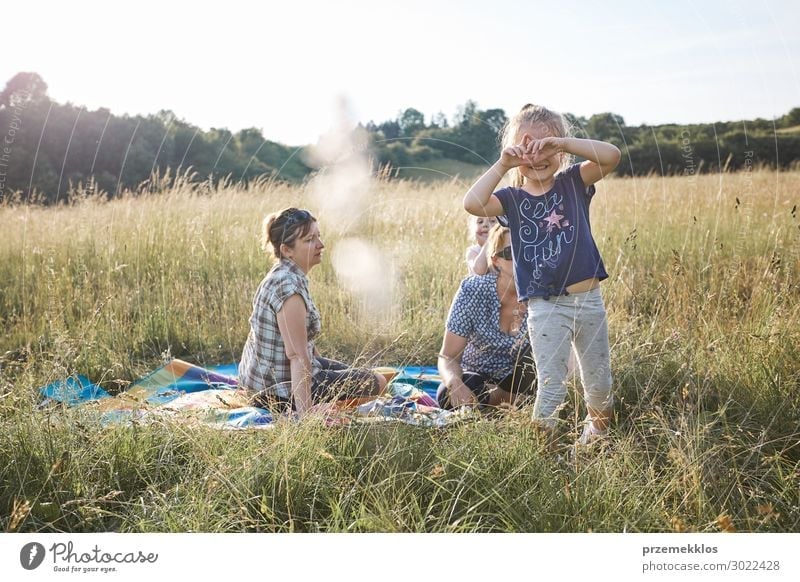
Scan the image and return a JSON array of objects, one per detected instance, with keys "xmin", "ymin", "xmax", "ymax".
[
  {"xmin": 494, "ymin": 246, "xmax": 513, "ymax": 260},
  {"xmin": 283, "ymin": 209, "xmax": 312, "ymax": 225}
]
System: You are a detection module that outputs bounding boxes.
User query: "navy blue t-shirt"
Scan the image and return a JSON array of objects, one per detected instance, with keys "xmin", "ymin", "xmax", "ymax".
[{"xmin": 494, "ymin": 163, "xmax": 608, "ymax": 301}]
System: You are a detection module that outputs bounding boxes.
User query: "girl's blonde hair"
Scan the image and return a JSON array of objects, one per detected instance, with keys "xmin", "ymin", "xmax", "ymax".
[
  {"xmin": 485, "ymin": 224, "xmax": 510, "ymax": 272},
  {"xmin": 499, "ymin": 104, "xmax": 572, "ymax": 188}
]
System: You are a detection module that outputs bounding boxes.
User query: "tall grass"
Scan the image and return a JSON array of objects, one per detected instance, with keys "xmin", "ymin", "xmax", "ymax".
[{"xmin": 0, "ymin": 168, "xmax": 798, "ymax": 532}]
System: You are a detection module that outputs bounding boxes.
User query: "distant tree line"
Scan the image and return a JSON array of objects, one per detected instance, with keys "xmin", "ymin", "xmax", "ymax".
[
  {"xmin": 1, "ymin": 71, "xmax": 799, "ymax": 204},
  {"xmin": 0, "ymin": 72, "xmax": 312, "ymax": 204},
  {"xmin": 365, "ymin": 104, "xmax": 800, "ymax": 178},
  {"xmin": 364, "ymin": 101, "xmax": 509, "ymax": 169}
]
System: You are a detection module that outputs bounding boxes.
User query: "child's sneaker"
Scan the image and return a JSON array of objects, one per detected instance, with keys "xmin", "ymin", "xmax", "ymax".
[{"xmin": 578, "ymin": 420, "xmax": 608, "ymax": 446}]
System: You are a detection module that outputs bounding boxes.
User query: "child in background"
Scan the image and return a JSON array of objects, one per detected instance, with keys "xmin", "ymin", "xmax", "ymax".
[
  {"xmin": 465, "ymin": 215, "xmax": 498, "ymax": 275},
  {"xmin": 463, "ymin": 103, "xmax": 621, "ymax": 445}
]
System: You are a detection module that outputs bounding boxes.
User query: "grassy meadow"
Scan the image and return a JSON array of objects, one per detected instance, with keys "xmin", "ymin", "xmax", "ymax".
[{"xmin": 0, "ymin": 167, "xmax": 798, "ymax": 532}]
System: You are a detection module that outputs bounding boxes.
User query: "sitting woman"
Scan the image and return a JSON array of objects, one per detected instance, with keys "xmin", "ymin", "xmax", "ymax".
[
  {"xmin": 437, "ymin": 224, "xmax": 536, "ymax": 409},
  {"xmin": 239, "ymin": 207, "xmax": 386, "ymax": 416}
]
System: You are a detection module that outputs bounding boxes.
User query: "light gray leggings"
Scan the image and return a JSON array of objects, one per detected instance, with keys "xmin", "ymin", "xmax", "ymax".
[{"xmin": 526, "ymin": 287, "xmax": 613, "ymax": 427}]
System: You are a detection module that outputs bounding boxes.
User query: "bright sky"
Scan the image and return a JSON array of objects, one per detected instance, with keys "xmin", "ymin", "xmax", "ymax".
[{"xmin": 3, "ymin": 0, "xmax": 799, "ymax": 145}]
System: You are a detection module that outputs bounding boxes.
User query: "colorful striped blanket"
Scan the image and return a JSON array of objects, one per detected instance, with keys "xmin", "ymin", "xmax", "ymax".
[{"xmin": 39, "ymin": 359, "xmax": 469, "ymax": 429}]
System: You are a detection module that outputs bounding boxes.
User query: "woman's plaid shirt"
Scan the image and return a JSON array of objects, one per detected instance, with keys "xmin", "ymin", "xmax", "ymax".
[{"xmin": 238, "ymin": 259, "xmax": 322, "ymax": 397}]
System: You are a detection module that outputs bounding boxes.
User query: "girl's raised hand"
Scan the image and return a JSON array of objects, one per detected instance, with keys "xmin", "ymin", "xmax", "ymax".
[
  {"xmin": 499, "ymin": 144, "xmax": 528, "ymax": 169},
  {"xmin": 528, "ymin": 136, "xmax": 564, "ymax": 163}
]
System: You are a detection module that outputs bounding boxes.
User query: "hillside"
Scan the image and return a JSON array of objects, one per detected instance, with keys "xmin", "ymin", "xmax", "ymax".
[{"xmin": 1, "ymin": 72, "xmax": 799, "ymax": 204}]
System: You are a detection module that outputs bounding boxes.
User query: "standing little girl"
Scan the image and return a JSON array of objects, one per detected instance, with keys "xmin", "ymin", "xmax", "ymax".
[
  {"xmin": 463, "ymin": 104, "xmax": 621, "ymax": 444},
  {"xmin": 465, "ymin": 215, "xmax": 498, "ymax": 275}
]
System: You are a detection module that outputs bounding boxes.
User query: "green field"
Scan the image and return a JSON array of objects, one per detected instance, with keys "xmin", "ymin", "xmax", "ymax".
[
  {"xmin": 0, "ymin": 168, "xmax": 798, "ymax": 532},
  {"xmin": 388, "ymin": 158, "xmax": 485, "ymax": 183}
]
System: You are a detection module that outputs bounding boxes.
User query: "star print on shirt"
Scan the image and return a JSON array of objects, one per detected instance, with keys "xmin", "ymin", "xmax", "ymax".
[{"xmin": 543, "ymin": 209, "xmax": 565, "ymax": 233}]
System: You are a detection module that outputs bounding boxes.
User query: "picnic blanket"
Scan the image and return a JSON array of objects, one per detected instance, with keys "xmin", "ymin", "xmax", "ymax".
[{"xmin": 39, "ymin": 359, "xmax": 469, "ymax": 429}]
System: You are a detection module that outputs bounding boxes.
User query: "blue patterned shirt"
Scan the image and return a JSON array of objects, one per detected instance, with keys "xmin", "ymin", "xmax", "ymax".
[
  {"xmin": 494, "ymin": 163, "xmax": 608, "ymax": 301},
  {"xmin": 445, "ymin": 272, "xmax": 529, "ymax": 381}
]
